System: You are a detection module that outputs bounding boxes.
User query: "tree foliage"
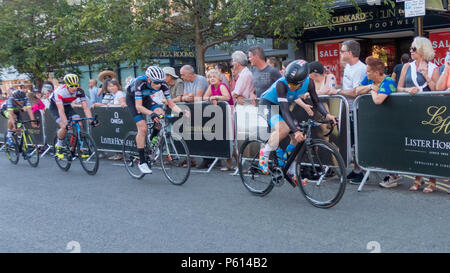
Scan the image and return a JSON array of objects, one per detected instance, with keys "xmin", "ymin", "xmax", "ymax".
[{"xmin": 0, "ymin": 0, "xmax": 90, "ymax": 86}]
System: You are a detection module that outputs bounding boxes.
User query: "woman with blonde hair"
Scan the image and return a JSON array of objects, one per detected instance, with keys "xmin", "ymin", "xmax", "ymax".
[
  {"xmin": 204, "ymin": 69, "xmax": 237, "ymax": 171},
  {"xmin": 397, "ymin": 36, "xmax": 440, "ymax": 193}
]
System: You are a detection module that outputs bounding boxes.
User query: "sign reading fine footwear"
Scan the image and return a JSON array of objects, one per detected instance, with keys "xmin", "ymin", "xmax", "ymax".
[{"xmin": 355, "ymin": 93, "xmax": 450, "ymax": 178}]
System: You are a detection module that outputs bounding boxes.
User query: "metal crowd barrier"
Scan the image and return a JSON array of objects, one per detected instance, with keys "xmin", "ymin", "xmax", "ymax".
[
  {"xmin": 354, "ymin": 91, "xmax": 450, "ymax": 193},
  {"xmin": 232, "ymin": 95, "xmax": 351, "ymax": 176}
]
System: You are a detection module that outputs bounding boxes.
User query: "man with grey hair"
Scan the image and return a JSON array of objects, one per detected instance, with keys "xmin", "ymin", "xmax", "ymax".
[
  {"xmin": 330, "ymin": 40, "xmax": 366, "ymax": 184},
  {"xmin": 248, "ymin": 45, "xmax": 282, "ymax": 98},
  {"xmin": 180, "ymin": 65, "xmax": 208, "ymax": 102},
  {"xmin": 231, "ymin": 50, "xmax": 255, "ymax": 105}
]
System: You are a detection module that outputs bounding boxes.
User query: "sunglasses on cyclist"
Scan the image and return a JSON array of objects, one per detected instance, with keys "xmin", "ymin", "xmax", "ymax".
[
  {"xmin": 67, "ymin": 84, "xmax": 80, "ymax": 88},
  {"xmin": 151, "ymin": 80, "xmax": 164, "ymax": 85}
]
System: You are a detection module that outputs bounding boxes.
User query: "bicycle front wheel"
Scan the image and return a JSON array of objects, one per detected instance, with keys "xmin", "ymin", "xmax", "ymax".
[
  {"xmin": 4, "ymin": 134, "xmax": 19, "ymax": 165},
  {"xmin": 78, "ymin": 133, "xmax": 99, "ymax": 175},
  {"xmin": 122, "ymin": 131, "xmax": 145, "ymax": 179},
  {"xmin": 24, "ymin": 132, "xmax": 39, "ymax": 167},
  {"xmin": 159, "ymin": 133, "xmax": 191, "ymax": 185},
  {"xmin": 238, "ymin": 139, "xmax": 274, "ymax": 196},
  {"xmin": 296, "ymin": 139, "xmax": 347, "ymax": 209}
]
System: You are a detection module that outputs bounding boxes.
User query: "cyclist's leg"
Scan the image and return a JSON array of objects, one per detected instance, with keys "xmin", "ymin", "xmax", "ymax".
[
  {"xmin": 5, "ymin": 111, "xmax": 16, "ymax": 145},
  {"xmin": 259, "ymin": 116, "xmax": 290, "ymax": 173},
  {"xmin": 50, "ymin": 103, "xmax": 69, "ymax": 155},
  {"xmin": 149, "ymin": 104, "xmax": 164, "ymax": 141}
]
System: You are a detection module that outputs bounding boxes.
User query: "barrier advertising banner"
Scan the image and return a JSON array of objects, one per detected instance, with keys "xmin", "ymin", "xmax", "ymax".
[{"xmin": 356, "ymin": 94, "xmax": 450, "ymax": 178}]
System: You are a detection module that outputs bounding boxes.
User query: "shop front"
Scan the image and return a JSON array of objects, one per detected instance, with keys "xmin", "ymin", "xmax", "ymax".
[{"xmin": 299, "ymin": 1, "xmax": 450, "ymax": 83}]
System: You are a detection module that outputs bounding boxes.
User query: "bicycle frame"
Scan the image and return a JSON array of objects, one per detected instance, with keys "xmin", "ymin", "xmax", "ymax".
[{"xmin": 14, "ymin": 120, "xmax": 37, "ymax": 157}]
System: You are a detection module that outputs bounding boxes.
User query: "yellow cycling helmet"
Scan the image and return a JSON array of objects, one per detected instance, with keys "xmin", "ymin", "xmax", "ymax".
[{"xmin": 64, "ymin": 74, "xmax": 80, "ymax": 88}]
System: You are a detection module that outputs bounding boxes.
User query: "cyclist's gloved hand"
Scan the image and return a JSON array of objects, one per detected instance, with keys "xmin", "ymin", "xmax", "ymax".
[
  {"xmin": 90, "ymin": 119, "xmax": 99, "ymax": 127},
  {"xmin": 150, "ymin": 113, "xmax": 160, "ymax": 123}
]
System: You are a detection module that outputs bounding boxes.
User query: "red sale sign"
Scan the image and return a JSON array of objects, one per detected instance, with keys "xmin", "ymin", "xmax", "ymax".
[
  {"xmin": 429, "ymin": 31, "xmax": 450, "ymax": 67},
  {"xmin": 317, "ymin": 43, "xmax": 341, "ymax": 85}
]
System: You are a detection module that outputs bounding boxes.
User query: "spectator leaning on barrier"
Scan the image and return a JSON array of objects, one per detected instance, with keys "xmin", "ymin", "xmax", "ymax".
[
  {"xmin": 41, "ymin": 81, "xmax": 54, "ymax": 109},
  {"xmin": 397, "ymin": 36, "xmax": 440, "ymax": 194},
  {"xmin": 355, "ymin": 56, "xmax": 402, "ymax": 188},
  {"xmin": 89, "ymin": 79, "xmax": 102, "ymax": 105},
  {"xmin": 163, "ymin": 67, "xmax": 184, "ymax": 103},
  {"xmin": 180, "ymin": 65, "xmax": 208, "ymax": 102},
  {"xmin": 231, "ymin": 50, "xmax": 255, "ymax": 105},
  {"xmin": 329, "ymin": 40, "xmax": 366, "ymax": 184},
  {"xmin": 27, "ymin": 87, "xmax": 46, "ymax": 113},
  {"xmin": 215, "ymin": 63, "xmax": 230, "ymax": 88},
  {"xmin": 391, "ymin": 53, "xmax": 410, "ymax": 85},
  {"xmin": 248, "ymin": 46, "xmax": 282, "ymax": 98},
  {"xmin": 93, "ymin": 79, "xmax": 126, "ymax": 108},
  {"xmin": 436, "ymin": 47, "xmax": 450, "ymax": 91},
  {"xmin": 204, "ymin": 69, "xmax": 238, "ymax": 171}
]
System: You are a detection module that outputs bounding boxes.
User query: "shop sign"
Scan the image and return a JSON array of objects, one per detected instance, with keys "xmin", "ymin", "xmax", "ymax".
[
  {"xmin": 317, "ymin": 43, "xmax": 341, "ymax": 85},
  {"xmin": 429, "ymin": 31, "xmax": 450, "ymax": 67}
]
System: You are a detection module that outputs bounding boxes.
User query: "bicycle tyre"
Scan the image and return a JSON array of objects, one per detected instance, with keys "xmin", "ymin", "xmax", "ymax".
[
  {"xmin": 24, "ymin": 132, "xmax": 39, "ymax": 167},
  {"xmin": 4, "ymin": 134, "xmax": 19, "ymax": 165},
  {"xmin": 78, "ymin": 133, "xmax": 99, "ymax": 175},
  {"xmin": 122, "ymin": 131, "xmax": 145, "ymax": 180},
  {"xmin": 159, "ymin": 133, "xmax": 191, "ymax": 185},
  {"xmin": 53, "ymin": 134, "xmax": 72, "ymax": 172},
  {"xmin": 238, "ymin": 139, "xmax": 274, "ymax": 196},
  {"xmin": 296, "ymin": 139, "xmax": 347, "ymax": 208}
]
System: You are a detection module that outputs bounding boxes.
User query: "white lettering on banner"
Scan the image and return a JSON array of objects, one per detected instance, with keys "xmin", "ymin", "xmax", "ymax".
[
  {"xmin": 319, "ymin": 49, "xmax": 338, "ymax": 58},
  {"xmin": 404, "ymin": 137, "xmax": 450, "ymax": 150},
  {"xmin": 110, "ymin": 112, "xmax": 123, "ymax": 125}
]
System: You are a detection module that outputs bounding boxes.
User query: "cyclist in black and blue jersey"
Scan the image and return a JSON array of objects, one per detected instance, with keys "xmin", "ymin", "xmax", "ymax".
[
  {"xmin": 258, "ymin": 59, "xmax": 337, "ymax": 184},
  {"xmin": 126, "ymin": 66, "xmax": 189, "ymax": 174},
  {"xmin": 1, "ymin": 90, "xmax": 39, "ymax": 146}
]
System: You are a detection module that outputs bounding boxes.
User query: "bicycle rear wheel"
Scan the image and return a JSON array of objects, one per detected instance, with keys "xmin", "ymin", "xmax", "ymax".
[
  {"xmin": 122, "ymin": 131, "xmax": 145, "ymax": 179},
  {"xmin": 54, "ymin": 134, "xmax": 72, "ymax": 172},
  {"xmin": 159, "ymin": 132, "xmax": 191, "ymax": 185},
  {"xmin": 238, "ymin": 139, "xmax": 274, "ymax": 196},
  {"xmin": 4, "ymin": 134, "xmax": 19, "ymax": 165},
  {"xmin": 24, "ymin": 132, "xmax": 39, "ymax": 167},
  {"xmin": 296, "ymin": 139, "xmax": 347, "ymax": 208},
  {"xmin": 78, "ymin": 133, "xmax": 99, "ymax": 175}
]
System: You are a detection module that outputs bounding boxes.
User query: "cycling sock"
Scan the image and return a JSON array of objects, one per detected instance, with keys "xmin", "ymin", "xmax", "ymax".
[
  {"xmin": 263, "ymin": 143, "xmax": 276, "ymax": 158},
  {"xmin": 56, "ymin": 138, "xmax": 64, "ymax": 147},
  {"xmin": 6, "ymin": 130, "xmax": 13, "ymax": 138},
  {"xmin": 138, "ymin": 148, "xmax": 146, "ymax": 164}
]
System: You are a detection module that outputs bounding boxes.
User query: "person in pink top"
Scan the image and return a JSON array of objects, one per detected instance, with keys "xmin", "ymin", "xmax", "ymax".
[
  {"xmin": 230, "ymin": 50, "xmax": 256, "ymax": 105},
  {"xmin": 28, "ymin": 88, "xmax": 46, "ymax": 113},
  {"xmin": 204, "ymin": 69, "xmax": 238, "ymax": 171}
]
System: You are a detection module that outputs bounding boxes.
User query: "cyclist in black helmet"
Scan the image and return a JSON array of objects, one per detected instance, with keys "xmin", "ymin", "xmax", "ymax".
[
  {"xmin": 259, "ymin": 59, "xmax": 337, "ymax": 184},
  {"xmin": 1, "ymin": 90, "xmax": 39, "ymax": 146}
]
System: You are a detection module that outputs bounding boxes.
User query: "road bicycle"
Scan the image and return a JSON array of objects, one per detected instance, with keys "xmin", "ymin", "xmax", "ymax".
[
  {"xmin": 4, "ymin": 118, "xmax": 40, "ymax": 167},
  {"xmin": 238, "ymin": 118, "xmax": 347, "ymax": 208},
  {"xmin": 122, "ymin": 114, "xmax": 191, "ymax": 185},
  {"xmin": 53, "ymin": 116, "xmax": 99, "ymax": 175}
]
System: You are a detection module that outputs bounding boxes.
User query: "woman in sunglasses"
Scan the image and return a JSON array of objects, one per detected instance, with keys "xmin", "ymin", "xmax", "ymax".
[
  {"xmin": 397, "ymin": 37, "xmax": 440, "ymax": 193},
  {"xmin": 1, "ymin": 89, "xmax": 39, "ymax": 147},
  {"xmin": 126, "ymin": 66, "xmax": 189, "ymax": 174},
  {"xmin": 258, "ymin": 60, "xmax": 337, "ymax": 184}
]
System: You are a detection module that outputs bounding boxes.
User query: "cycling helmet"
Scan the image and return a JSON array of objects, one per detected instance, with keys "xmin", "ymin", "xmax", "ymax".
[
  {"xmin": 145, "ymin": 66, "xmax": 166, "ymax": 82},
  {"xmin": 63, "ymin": 73, "xmax": 80, "ymax": 88},
  {"xmin": 12, "ymin": 89, "xmax": 26, "ymax": 101},
  {"xmin": 284, "ymin": 59, "xmax": 309, "ymax": 85}
]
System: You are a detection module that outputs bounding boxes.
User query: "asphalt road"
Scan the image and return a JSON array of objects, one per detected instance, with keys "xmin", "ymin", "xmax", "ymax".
[{"xmin": 0, "ymin": 154, "xmax": 449, "ymax": 253}]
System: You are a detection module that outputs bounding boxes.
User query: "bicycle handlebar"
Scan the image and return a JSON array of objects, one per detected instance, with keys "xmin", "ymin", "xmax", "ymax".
[{"xmin": 298, "ymin": 118, "xmax": 338, "ymax": 137}]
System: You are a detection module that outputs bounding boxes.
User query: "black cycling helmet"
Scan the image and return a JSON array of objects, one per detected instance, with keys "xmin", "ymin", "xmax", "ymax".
[
  {"xmin": 284, "ymin": 59, "xmax": 309, "ymax": 85},
  {"xmin": 12, "ymin": 89, "xmax": 26, "ymax": 101}
]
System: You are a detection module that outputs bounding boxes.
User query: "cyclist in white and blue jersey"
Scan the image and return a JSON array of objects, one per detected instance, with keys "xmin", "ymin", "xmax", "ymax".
[
  {"xmin": 126, "ymin": 66, "xmax": 188, "ymax": 174},
  {"xmin": 259, "ymin": 59, "xmax": 337, "ymax": 184}
]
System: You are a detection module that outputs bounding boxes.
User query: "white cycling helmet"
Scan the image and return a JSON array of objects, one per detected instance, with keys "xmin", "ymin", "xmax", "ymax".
[{"xmin": 145, "ymin": 66, "xmax": 166, "ymax": 82}]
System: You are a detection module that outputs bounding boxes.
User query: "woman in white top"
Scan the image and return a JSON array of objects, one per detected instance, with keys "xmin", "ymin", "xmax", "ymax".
[
  {"xmin": 93, "ymin": 80, "xmax": 126, "ymax": 108},
  {"xmin": 397, "ymin": 37, "xmax": 440, "ymax": 193}
]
